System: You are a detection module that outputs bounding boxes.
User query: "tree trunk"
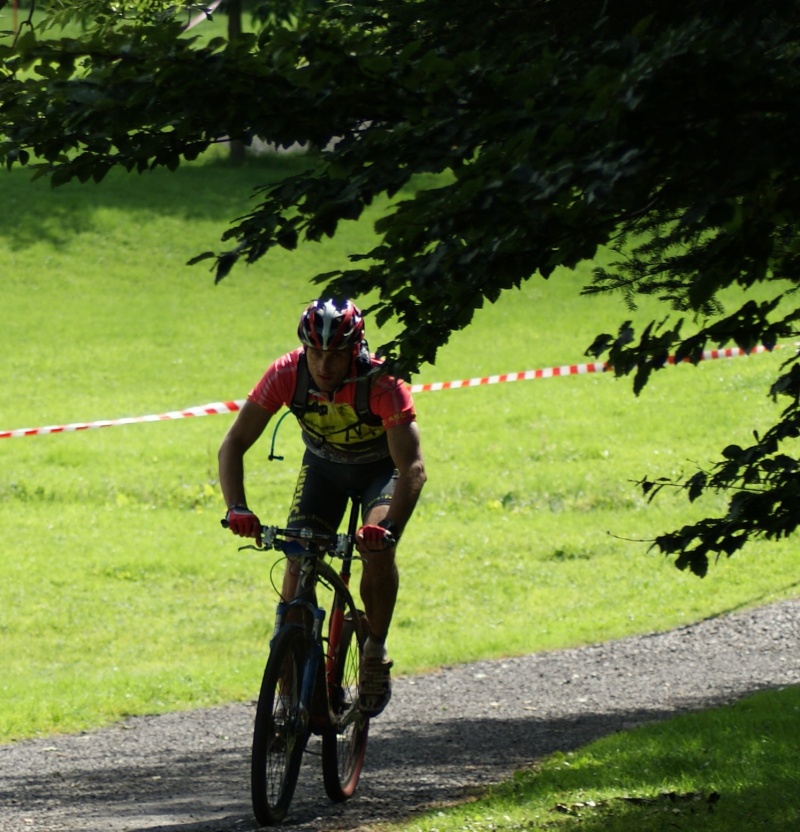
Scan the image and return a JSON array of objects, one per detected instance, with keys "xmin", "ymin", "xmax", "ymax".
[{"xmin": 227, "ymin": 0, "xmax": 246, "ymax": 164}]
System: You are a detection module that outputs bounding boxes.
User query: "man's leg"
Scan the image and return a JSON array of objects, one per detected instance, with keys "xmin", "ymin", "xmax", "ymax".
[
  {"xmin": 359, "ymin": 503, "xmax": 399, "ymax": 650},
  {"xmin": 358, "ymin": 503, "xmax": 397, "ymax": 716}
]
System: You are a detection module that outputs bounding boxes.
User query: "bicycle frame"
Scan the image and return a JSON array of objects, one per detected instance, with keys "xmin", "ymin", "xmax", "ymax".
[
  {"xmin": 248, "ymin": 493, "xmax": 370, "ymax": 824},
  {"xmin": 264, "ymin": 494, "xmax": 363, "ymax": 728},
  {"xmin": 323, "ymin": 497, "xmax": 360, "ymax": 708}
]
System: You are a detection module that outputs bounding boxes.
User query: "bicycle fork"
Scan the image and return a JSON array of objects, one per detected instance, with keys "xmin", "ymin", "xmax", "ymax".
[{"xmin": 271, "ymin": 599, "xmax": 326, "ymax": 736}]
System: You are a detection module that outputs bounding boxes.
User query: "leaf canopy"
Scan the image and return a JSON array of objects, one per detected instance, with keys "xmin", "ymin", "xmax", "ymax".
[{"xmin": 4, "ymin": 0, "xmax": 800, "ymax": 572}]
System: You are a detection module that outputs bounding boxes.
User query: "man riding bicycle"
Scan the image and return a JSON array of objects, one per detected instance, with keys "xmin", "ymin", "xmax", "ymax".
[{"xmin": 218, "ymin": 297, "xmax": 427, "ymax": 716}]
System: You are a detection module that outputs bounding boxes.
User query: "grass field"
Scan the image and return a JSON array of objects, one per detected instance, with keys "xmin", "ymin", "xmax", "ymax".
[
  {"xmin": 2, "ymin": 150, "xmax": 797, "ymax": 737},
  {"xmin": 1, "ymin": 146, "xmax": 798, "ymax": 828}
]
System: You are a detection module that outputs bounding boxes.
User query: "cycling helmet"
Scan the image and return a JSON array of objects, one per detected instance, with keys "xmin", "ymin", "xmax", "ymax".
[{"xmin": 297, "ymin": 298, "xmax": 365, "ymax": 350}]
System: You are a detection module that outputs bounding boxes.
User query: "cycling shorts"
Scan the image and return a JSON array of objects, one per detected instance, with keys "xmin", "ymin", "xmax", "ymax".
[{"xmin": 286, "ymin": 449, "xmax": 398, "ymax": 533}]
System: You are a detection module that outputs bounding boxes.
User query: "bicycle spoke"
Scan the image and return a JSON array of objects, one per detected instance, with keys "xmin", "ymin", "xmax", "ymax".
[
  {"xmin": 252, "ymin": 627, "xmax": 309, "ymax": 825},
  {"xmin": 322, "ymin": 611, "xmax": 370, "ymax": 802}
]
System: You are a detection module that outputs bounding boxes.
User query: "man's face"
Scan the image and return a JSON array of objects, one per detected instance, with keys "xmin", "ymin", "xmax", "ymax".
[{"xmin": 305, "ymin": 347, "xmax": 353, "ymax": 393}]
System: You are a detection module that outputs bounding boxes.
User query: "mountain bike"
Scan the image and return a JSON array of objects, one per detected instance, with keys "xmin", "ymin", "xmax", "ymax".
[{"xmin": 225, "ymin": 495, "xmax": 378, "ymax": 826}]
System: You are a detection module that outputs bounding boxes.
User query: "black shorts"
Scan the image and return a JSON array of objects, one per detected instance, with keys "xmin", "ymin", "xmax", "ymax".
[{"xmin": 286, "ymin": 449, "xmax": 398, "ymax": 533}]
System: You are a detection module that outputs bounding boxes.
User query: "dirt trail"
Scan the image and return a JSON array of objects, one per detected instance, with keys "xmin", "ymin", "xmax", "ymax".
[{"xmin": 1, "ymin": 597, "xmax": 798, "ymax": 831}]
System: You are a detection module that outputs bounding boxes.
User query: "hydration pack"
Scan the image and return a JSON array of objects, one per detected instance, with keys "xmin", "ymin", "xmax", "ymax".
[{"xmin": 288, "ymin": 348, "xmax": 383, "ymax": 428}]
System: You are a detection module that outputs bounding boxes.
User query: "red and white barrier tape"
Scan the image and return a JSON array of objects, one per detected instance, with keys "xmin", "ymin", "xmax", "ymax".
[
  {"xmin": 0, "ymin": 402, "xmax": 245, "ymax": 440},
  {"xmin": 0, "ymin": 345, "xmax": 773, "ymax": 439},
  {"xmin": 408, "ymin": 361, "xmax": 607, "ymax": 393},
  {"xmin": 407, "ymin": 345, "xmax": 772, "ymax": 393}
]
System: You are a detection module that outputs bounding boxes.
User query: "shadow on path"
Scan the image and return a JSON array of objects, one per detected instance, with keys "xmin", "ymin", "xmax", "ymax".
[{"xmin": 1, "ymin": 597, "xmax": 798, "ymax": 832}]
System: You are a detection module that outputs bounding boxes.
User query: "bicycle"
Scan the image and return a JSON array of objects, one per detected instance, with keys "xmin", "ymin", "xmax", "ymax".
[{"xmin": 224, "ymin": 494, "xmax": 385, "ymax": 826}]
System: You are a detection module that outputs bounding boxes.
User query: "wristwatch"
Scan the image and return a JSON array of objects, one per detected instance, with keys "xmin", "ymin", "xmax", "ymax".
[{"xmin": 378, "ymin": 518, "xmax": 400, "ymax": 541}]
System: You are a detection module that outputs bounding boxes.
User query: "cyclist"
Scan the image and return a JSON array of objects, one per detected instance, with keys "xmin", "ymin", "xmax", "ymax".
[{"xmin": 218, "ymin": 297, "xmax": 427, "ymax": 716}]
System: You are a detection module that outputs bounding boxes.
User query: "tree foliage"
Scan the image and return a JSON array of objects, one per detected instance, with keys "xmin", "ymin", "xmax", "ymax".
[{"xmin": 3, "ymin": 0, "xmax": 800, "ymax": 574}]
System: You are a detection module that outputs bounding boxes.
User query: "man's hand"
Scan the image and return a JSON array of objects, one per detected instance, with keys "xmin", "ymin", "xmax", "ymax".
[
  {"xmin": 224, "ymin": 505, "xmax": 261, "ymax": 540},
  {"xmin": 356, "ymin": 523, "xmax": 396, "ymax": 553}
]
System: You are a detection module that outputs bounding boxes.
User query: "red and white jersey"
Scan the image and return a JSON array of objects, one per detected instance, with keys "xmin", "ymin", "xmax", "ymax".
[{"xmin": 248, "ymin": 348, "xmax": 416, "ymax": 462}]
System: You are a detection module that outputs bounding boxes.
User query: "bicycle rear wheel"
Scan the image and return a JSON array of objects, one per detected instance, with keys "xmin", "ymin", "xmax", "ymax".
[
  {"xmin": 321, "ymin": 610, "xmax": 369, "ymax": 801},
  {"xmin": 251, "ymin": 626, "xmax": 309, "ymax": 825}
]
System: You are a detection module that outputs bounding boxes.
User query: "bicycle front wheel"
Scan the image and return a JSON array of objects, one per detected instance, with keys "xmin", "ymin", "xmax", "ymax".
[
  {"xmin": 251, "ymin": 625, "xmax": 309, "ymax": 826},
  {"xmin": 322, "ymin": 611, "xmax": 369, "ymax": 802}
]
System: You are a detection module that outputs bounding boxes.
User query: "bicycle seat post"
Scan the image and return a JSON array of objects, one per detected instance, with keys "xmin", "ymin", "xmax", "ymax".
[{"xmin": 338, "ymin": 493, "xmax": 361, "ymax": 583}]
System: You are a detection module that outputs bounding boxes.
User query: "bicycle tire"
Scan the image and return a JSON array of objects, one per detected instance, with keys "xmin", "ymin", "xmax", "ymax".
[
  {"xmin": 251, "ymin": 625, "xmax": 309, "ymax": 825},
  {"xmin": 321, "ymin": 609, "xmax": 370, "ymax": 802}
]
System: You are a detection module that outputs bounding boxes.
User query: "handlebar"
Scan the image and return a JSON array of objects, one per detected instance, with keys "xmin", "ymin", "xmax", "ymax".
[
  {"xmin": 221, "ymin": 519, "xmax": 395, "ymax": 554},
  {"xmin": 261, "ymin": 526, "xmax": 352, "ymax": 557},
  {"xmin": 220, "ymin": 518, "xmax": 352, "ymax": 556}
]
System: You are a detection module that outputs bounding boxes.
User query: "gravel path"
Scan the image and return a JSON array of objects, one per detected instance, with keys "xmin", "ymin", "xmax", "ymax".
[{"xmin": 2, "ymin": 597, "xmax": 798, "ymax": 832}]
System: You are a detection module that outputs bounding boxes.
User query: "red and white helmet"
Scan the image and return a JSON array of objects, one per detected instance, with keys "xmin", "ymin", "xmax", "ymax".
[{"xmin": 297, "ymin": 298, "xmax": 365, "ymax": 350}]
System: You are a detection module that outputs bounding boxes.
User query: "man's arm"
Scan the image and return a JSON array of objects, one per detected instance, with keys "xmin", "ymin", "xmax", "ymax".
[
  {"xmin": 383, "ymin": 420, "xmax": 427, "ymax": 536},
  {"xmin": 218, "ymin": 400, "xmax": 272, "ymax": 511}
]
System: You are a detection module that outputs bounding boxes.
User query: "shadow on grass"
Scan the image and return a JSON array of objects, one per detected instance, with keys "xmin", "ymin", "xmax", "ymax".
[
  {"xmin": 483, "ymin": 686, "xmax": 800, "ymax": 832},
  {"xmin": 2, "ymin": 154, "xmax": 315, "ymax": 252}
]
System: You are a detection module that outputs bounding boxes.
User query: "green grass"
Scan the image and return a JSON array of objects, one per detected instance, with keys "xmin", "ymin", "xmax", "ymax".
[
  {"xmin": 1, "ymin": 151, "xmax": 798, "ymax": 832},
  {"xmin": 399, "ymin": 686, "xmax": 800, "ymax": 832}
]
